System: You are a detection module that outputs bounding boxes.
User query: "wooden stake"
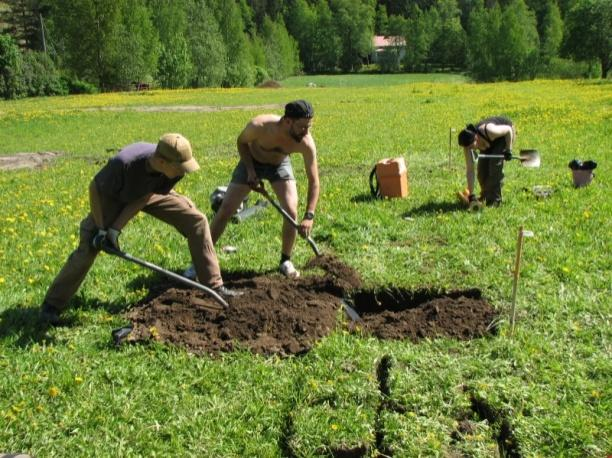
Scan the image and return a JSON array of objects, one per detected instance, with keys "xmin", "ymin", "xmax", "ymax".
[{"xmin": 448, "ymin": 127, "xmax": 456, "ymax": 168}]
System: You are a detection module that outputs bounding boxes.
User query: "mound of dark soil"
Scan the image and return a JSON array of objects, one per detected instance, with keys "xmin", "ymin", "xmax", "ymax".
[
  {"xmin": 126, "ymin": 273, "xmax": 343, "ymax": 356},
  {"xmin": 123, "ymin": 256, "xmax": 498, "ymax": 355},
  {"xmin": 257, "ymin": 79, "xmax": 282, "ymax": 88}
]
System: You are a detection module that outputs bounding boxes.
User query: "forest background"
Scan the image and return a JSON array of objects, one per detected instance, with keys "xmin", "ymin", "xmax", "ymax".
[{"xmin": 0, "ymin": 0, "xmax": 610, "ymax": 99}]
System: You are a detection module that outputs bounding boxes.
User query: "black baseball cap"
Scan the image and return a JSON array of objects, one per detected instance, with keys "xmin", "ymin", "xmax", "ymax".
[{"xmin": 284, "ymin": 100, "xmax": 314, "ymax": 119}]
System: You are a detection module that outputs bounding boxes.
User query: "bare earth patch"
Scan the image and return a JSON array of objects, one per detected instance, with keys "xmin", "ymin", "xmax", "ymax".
[
  {"xmin": 124, "ymin": 255, "xmax": 498, "ymax": 356},
  {"xmin": 0, "ymin": 152, "xmax": 61, "ymax": 171}
]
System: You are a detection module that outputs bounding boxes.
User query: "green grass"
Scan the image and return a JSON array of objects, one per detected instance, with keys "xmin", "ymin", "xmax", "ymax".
[
  {"xmin": 0, "ymin": 75, "xmax": 610, "ymax": 457},
  {"xmin": 281, "ymin": 72, "xmax": 469, "ymax": 87}
]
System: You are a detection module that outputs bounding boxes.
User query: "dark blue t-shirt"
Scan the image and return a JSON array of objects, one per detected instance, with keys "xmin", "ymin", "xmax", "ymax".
[{"xmin": 94, "ymin": 142, "xmax": 182, "ymax": 203}]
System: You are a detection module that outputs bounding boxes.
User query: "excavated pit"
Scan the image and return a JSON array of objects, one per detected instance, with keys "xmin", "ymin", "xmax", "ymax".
[
  {"xmin": 123, "ymin": 255, "xmax": 498, "ymax": 355},
  {"xmin": 349, "ymin": 287, "xmax": 498, "ymax": 341}
]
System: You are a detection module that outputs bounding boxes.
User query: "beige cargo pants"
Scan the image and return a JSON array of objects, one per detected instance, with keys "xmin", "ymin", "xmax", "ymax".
[{"xmin": 44, "ymin": 191, "xmax": 222, "ymax": 311}]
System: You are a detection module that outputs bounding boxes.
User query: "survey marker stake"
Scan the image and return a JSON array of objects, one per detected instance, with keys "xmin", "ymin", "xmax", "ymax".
[{"xmin": 448, "ymin": 127, "xmax": 456, "ymax": 168}]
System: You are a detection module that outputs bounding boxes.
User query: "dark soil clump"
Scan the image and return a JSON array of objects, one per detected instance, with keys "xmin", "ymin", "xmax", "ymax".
[
  {"xmin": 257, "ymin": 79, "xmax": 282, "ymax": 88},
  {"xmin": 305, "ymin": 254, "xmax": 362, "ymax": 290},
  {"xmin": 123, "ymin": 256, "xmax": 498, "ymax": 355}
]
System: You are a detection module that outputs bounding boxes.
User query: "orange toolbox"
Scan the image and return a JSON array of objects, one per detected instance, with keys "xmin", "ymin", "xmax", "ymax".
[{"xmin": 376, "ymin": 157, "xmax": 408, "ymax": 198}]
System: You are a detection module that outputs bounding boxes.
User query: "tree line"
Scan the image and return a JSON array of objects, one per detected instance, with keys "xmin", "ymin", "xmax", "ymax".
[{"xmin": 0, "ymin": 0, "xmax": 610, "ymax": 99}]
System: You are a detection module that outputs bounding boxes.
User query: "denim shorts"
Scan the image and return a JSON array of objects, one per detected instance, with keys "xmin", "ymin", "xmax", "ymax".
[{"xmin": 230, "ymin": 157, "xmax": 294, "ymax": 184}]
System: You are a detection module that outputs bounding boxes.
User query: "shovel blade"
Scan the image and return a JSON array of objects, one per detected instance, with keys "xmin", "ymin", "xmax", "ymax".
[
  {"xmin": 519, "ymin": 149, "xmax": 540, "ymax": 168},
  {"xmin": 342, "ymin": 300, "xmax": 362, "ymax": 322}
]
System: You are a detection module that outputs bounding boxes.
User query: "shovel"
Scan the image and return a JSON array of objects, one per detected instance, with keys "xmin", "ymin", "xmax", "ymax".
[
  {"xmin": 342, "ymin": 298, "xmax": 363, "ymax": 323},
  {"xmin": 473, "ymin": 149, "xmax": 540, "ymax": 168},
  {"xmin": 102, "ymin": 243, "xmax": 229, "ymax": 309},
  {"xmin": 256, "ymin": 185, "xmax": 322, "ymax": 257}
]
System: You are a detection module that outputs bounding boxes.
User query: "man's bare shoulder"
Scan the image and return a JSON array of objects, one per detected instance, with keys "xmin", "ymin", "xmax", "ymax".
[
  {"xmin": 299, "ymin": 133, "xmax": 317, "ymax": 155},
  {"xmin": 250, "ymin": 114, "xmax": 282, "ymax": 128}
]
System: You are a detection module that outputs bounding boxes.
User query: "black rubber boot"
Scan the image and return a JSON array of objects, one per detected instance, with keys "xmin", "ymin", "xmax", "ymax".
[{"xmin": 39, "ymin": 302, "xmax": 62, "ymax": 326}]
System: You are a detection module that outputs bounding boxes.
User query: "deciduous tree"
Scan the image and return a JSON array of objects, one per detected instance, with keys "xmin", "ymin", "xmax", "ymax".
[
  {"xmin": 148, "ymin": 0, "xmax": 192, "ymax": 88},
  {"xmin": 497, "ymin": 0, "xmax": 539, "ymax": 80},
  {"xmin": 260, "ymin": 16, "xmax": 299, "ymax": 80},
  {"xmin": 330, "ymin": 0, "xmax": 376, "ymax": 72},
  {"xmin": 539, "ymin": 0, "xmax": 563, "ymax": 65},
  {"xmin": 0, "ymin": 33, "xmax": 24, "ymax": 98},
  {"xmin": 187, "ymin": 0, "xmax": 226, "ymax": 87},
  {"xmin": 210, "ymin": 0, "xmax": 255, "ymax": 86},
  {"xmin": 429, "ymin": 0, "xmax": 467, "ymax": 69},
  {"xmin": 563, "ymin": 0, "xmax": 611, "ymax": 77},
  {"xmin": 402, "ymin": 5, "xmax": 437, "ymax": 72}
]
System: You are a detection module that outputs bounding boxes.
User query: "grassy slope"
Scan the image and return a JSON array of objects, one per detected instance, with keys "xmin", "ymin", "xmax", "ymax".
[{"xmin": 0, "ymin": 77, "xmax": 610, "ymax": 457}]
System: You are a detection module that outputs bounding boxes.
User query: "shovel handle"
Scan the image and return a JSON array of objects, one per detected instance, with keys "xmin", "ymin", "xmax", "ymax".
[
  {"xmin": 476, "ymin": 154, "xmax": 519, "ymax": 160},
  {"xmin": 103, "ymin": 245, "xmax": 229, "ymax": 308},
  {"xmin": 258, "ymin": 188, "xmax": 322, "ymax": 256}
]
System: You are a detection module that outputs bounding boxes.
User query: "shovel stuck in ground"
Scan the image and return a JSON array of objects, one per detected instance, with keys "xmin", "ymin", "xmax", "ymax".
[
  {"xmin": 342, "ymin": 299, "xmax": 363, "ymax": 323},
  {"xmin": 256, "ymin": 184, "xmax": 322, "ymax": 257}
]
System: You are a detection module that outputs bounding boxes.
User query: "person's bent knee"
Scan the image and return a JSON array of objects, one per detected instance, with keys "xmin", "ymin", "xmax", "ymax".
[{"xmin": 178, "ymin": 210, "xmax": 208, "ymax": 237}]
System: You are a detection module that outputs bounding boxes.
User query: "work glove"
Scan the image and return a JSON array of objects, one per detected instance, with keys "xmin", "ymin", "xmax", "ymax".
[
  {"xmin": 91, "ymin": 228, "xmax": 121, "ymax": 252},
  {"xmin": 504, "ymin": 149, "xmax": 513, "ymax": 161},
  {"xmin": 106, "ymin": 228, "xmax": 121, "ymax": 251},
  {"xmin": 91, "ymin": 228, "xmax": 107, "ymax": 250}
]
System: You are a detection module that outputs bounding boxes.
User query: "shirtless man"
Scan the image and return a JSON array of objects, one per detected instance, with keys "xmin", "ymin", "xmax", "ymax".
[
  {"xmin": 187, "ymin": 100, "xmax": 319, "ymax": 279},
  {"xmin": 458, "ymin": 116, "xmax": 515, "ymax": 206}
]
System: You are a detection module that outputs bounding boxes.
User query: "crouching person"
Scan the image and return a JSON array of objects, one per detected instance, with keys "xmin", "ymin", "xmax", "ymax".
[
  {"xmin": 40, "ymin": 133, "xmax": 239, "ymax": 326},
  {"xmin": 458, "ymin": 116, "xmax": 515, "ymax": 207}
]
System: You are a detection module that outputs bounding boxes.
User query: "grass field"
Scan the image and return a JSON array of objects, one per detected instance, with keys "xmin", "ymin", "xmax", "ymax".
[
  {"xmin": 0, "ymin": 76, "xmax": 610, "ymax": 456},
  {"xmin": 281, "ymin": 73, "xmax": 470, "ymax": 87}
]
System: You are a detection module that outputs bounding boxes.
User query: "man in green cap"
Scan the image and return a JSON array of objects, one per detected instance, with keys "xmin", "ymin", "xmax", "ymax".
[
  {"xmin": 185, "ymin": 100, "xmax": 319, "ymax": 279},
  {"xmin": 40, "ymin": 133, "xmax": 239, "ymax": 326}
]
